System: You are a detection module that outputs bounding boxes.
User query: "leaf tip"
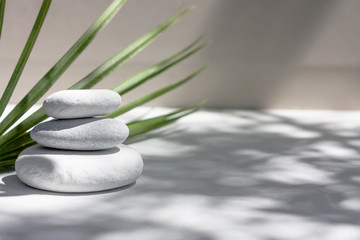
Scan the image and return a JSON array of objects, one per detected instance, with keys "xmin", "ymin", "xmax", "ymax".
[{"xmin": 181, "ymin": 5, "xmax": 195, "ymax": 15}]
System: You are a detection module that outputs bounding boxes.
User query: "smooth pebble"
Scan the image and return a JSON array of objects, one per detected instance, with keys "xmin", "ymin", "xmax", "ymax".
[
  {"xmin": 43, "ymin": 89, "xmax": 121, "ymax": 119},
  {"xmin": 15, "ymin": 145, "xmax": 143, "ymax": 193},
  {"xmin": 30, "ymin": 118, "xmax": 129, "ymax": 150}
]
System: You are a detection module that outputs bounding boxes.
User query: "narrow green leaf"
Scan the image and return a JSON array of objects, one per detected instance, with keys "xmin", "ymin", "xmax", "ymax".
[
  {"xmin": 0, "ymin": 159, "xmax": 16, "ymax": 167},
  {"xmin": 0, "ymin": 32, "xmax": 203, "ymax": 148},
  {"xmin": 127, "ymin": 101, "xmax": 204, "ymax": 138},
  {"xmin": 0, "ymin": 150, "xmax": 22, "ymax": 162},
  {"xmin": 70, "ymin": 6, "xmax": 194, "ymax": 90},
  {"xmin": 0, "ymin": 103, "xmax": 204, "ymax": 160},
  {"xmin": 128, "ymin": 120, "xmax": 176, "ymax": 140},
  {"xmin": 0, "ymin": 103, "xmax": 204, "ymax": 156},
  {"xmin": 112, "ymin": 34, "xmax": 207, "ymax": 94},
  {"xmin": 0, "ymin": 108, "xmax": 46, "ymax": 150},
  {"xmin": 0, "ymin": 0, "xmax": 5, "ymax": 40},
  {"xmin": 0, "ymin": 0, "xmax": 126, "ymax": 136},
  {"xmin": 105, "ymin": 62, "xmax": 209, "ymax": 118},
  {"xmin": 127, "ymin": 100, "xmax": 204, "ymax": 128},
  {"xmin": 9, "ymin": 141, "xmax": 36, "ymax": 155},
  {"xmin": 0, "ymin": 132, "xmax": 32, "ymax": 155},
  {"xmin": 0, "ymin": 0, "xmax": 51, "ymax": 118},
  {"xmin": 0, "ymin": 136, "xmax": 36, "ymax": 160}
]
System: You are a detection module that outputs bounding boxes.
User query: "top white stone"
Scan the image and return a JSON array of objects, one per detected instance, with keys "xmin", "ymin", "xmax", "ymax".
[{"xmin": 43, "ymin": 89, "xmax": 121, "ymax": 119}]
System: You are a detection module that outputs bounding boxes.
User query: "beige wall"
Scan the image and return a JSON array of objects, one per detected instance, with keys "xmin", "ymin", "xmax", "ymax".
[{"xmin": 1, "ymin": 0, "xmax": 360, "ymax": 109}]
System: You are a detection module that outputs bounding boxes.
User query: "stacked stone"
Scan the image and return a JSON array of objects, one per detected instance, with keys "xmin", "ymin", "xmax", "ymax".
[{"xmin": 15, "ymin": 89, "xmax": 143, "ymax": 193}]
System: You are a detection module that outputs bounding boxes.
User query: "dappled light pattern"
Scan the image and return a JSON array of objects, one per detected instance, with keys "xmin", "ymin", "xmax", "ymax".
[{"xmin": 1, "ymin": 109, "xmax": 360, "ymax": 239}]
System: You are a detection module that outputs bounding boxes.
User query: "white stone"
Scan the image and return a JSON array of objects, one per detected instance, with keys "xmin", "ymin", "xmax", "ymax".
[
  {"xmin": 43, "ymin": 89, "xmax": 121, "ymax": 119},
  {"xmin": 31, "ymin": 118, "xmax": 129, "ymax": 150},
  {"xmin": 15, "ymin": 145, "xmax": 143, "ymax": 193}
]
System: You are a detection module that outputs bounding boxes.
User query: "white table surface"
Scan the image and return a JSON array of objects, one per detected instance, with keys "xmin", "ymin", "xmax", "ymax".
[{"xmin": 1, "ymin": 107, "xmax": 360, "ymax": 240}]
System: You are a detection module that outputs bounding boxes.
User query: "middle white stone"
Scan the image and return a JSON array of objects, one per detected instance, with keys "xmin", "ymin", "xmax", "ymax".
[{"xmin": 31, "ymin": 118, "xmax": 129, "ymax": 150}]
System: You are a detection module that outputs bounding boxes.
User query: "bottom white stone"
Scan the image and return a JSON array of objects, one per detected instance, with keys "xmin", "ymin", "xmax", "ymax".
[{"xmin": 15, "ymin": 144, "xmax": 143, "ymax": 193}]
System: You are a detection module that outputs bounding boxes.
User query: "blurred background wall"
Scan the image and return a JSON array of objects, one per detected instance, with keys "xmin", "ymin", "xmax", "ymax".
[{"xmin": 1, "ymin": 0, "xmax": 360, "ymax": 109}]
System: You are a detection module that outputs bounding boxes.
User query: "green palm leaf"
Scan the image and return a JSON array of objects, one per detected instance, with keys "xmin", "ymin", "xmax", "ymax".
[
  {"xmin": 113, "ymin": 38, "xmax": 209, "ymax": 95},
  {"xmin": 0, "ymin": 0, "xmax": 209, "ymax": 169},
  {"xmin": 0, "ymin": 109, "xmax": 46, "ymax": 150},
  {"xmin": 0, "ymin": 60, "xmax": 206, "ymax": 152},
  {"xmin": 0, "ymin": 0, "xmax": 5, "ymax": 40},
  {"xmin": 127, "ymin": 101, "xmax": 205, "ymax": 138},
  {"xmin": 1, "ymin": 132, "xmax": 33, "ymax": 155},
  {"xmin": 0, "ymin": 159, "xmax": 16, "ymax": 168},
  {"xmin": 71, "ymin": 7, "xmax": 194, "ymax": 90},
  {"xmin": 0, "ymin": 0, "xmax": 126, "ymax": 135},
  {"xmin": 0, "ymin": 0, "xmax": 51, "ymax": 118},
  {"xmin": 0, "ymin": 102, "xmax": 204, "ymax": 164},
  {"xmin": 0, "ymin": 31, "xmax": 206, "ymax": 149},
  {"xmin": 106, "ymin": 62, "xmax": 209, "ymax": 118}
]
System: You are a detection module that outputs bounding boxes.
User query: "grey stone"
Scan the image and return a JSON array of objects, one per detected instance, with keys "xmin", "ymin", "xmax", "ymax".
[
  {"xmin": 43, "ymin": 89, "xmax": 121, "ymax": 119},
  {"xmin": 30, "ymin": 118, "xmax": 129, "ymax": 150},
  {"xmin": 15, "ymin": 145, "xmax": 143, "ymax": 193}
]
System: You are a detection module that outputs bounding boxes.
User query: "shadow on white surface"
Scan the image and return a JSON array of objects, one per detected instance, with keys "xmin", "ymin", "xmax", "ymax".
[
  {"xmin": 0, "ymin": 174, "xmax": 136, "ymax": 197},
  {"xmin": 1, "ymin": 109, "xmax": 360, "ymax": 239}
]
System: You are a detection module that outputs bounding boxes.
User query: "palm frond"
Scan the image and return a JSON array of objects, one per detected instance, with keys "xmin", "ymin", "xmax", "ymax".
[
  {"xmin": 0, "ymin": 108, "xmax": 46, "ymax": 150},
  {"xmin": 127, "ymin": 101, "xmax": 205, "ymax": 138},
  {"xmin": 113, "ymin": 38, "xmax": 209, "ymax": 95},
  {"xmin": 106, "ymin": 63, "xmax": 209, "ymax": 118},
  {"xmin": 1, "ymin": 132, "xmax": 33, "ymax": 155},
  {"xmin": 0, "ymin": 0, "xmax": 51, "ymax": 118},
  {"xmin": 0, "ymin": 102, "xmax": 204, "ymax": 160},
  {"xmin": 0, "ymin": 1, "xmax": 209, "ymax": 168},
  {"xmin": 0, "ymin": 159, "xmax": 16, "ymax": 168},
  {"xmin": 70, "ymin": 7, "xmax": 194, "ymax": 90},
  {"xmin": 0, "ymin": 20, "xmax": 206, "ymax": 149},
  {"xmin": 0, "ymin": 0, "xmax": 5, "ymax": 40},
  {"xmin": 0, "ymin": 0, "xmax": 126, "ymax": 135}
]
